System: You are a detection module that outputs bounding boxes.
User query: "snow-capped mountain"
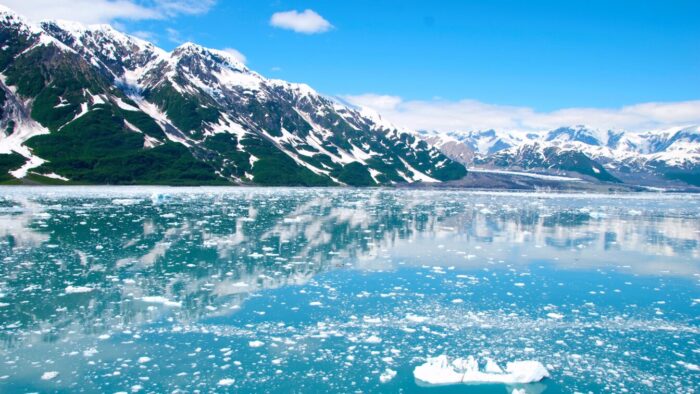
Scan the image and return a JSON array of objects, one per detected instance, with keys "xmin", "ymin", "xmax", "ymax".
[
  {"xmin": 423, "ymin": 125, "xmax": 700, "ymax": 187},
  {"xmin": 0, "ymin": 5, "xmax": 466, "ymax": 186}
]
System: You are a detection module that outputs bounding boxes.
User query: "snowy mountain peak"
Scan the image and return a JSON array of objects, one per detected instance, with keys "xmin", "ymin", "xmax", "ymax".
[
  {"xmin": 0, "ymin": 4, "xmax": 42, "ymax": 36},
  {"xmin": 545, "ymin": 125, "xmax": 609, "ymax": 146},
  {"xmin": 172, "ymin": 42, "xmax": 247, "ymax": 71},
  {"xmin": 38, "ymin": 19, "xmax": 167, "ymax": 80}
]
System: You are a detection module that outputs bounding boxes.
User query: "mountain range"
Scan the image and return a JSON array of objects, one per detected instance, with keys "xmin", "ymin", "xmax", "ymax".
[
  {"xmin": 421, "ymin": 124, "xmax": 700, "ymax": 188},
  {"xmin": 0, "ymin": 5, "xmax": 465, "ymax": 186},
  {"xmin": 0, "ymin": 5, "xmax": 697, "ymax": 189}
]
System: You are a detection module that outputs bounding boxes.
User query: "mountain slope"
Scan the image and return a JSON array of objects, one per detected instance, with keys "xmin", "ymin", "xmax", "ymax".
[{"xmin": 0, "ymin": 6, "xmax": 466, "ymax": 186}]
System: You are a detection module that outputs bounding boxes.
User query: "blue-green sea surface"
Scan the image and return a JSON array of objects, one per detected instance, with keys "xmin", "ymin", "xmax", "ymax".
[{"xmin": 0, "ymin": 187, "xmax": 698, "ymax": 393}]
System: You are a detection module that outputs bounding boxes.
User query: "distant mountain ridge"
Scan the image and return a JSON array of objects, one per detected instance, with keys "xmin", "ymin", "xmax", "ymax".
[
  {"xmin": 421, "ymin": 124, "xmax": 700, "ymax": 187},
  {"xmin": 0, "ymin": 5, "xmax": 466, "ymax": 186}
]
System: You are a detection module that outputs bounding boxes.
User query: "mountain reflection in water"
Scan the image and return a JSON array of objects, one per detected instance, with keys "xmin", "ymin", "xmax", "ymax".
[{"xmin": 0, "ymin": 188, "xmax": 698, "ymax": 393}]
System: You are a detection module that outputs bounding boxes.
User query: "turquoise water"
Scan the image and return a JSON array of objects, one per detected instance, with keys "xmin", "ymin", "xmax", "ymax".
[{"xmin": 0, "ymin": 187, "xmax": 698, "ymax": 393}]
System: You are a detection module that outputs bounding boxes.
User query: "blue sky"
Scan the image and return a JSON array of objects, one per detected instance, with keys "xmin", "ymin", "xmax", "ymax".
[
  {"xmin": 6, "ymin": 0, "xmax": 700, "ymax": 131},
  {"xmin": 124, "ymin": 0, "xmax": 699, "ymax": 111}
]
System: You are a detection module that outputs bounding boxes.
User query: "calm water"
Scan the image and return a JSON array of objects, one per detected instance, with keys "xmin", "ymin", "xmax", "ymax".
[{"xmin": 0, "ymin": 187, "xmax": 698, "ymax": 393}]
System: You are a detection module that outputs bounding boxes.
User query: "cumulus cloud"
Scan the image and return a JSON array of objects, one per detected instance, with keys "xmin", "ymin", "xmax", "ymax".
[
  {"xmin": 2, "ymin": 0, "xmax": 216, "ymax": 24},
  {"xmin": 343, "ymin": 94, "xmax": 700, "ymax": 133},
  {"xmin": 220, "ymin": 48, "xmax": 247, "ymax": 64},
  {"xmin": 270, "ymin": 9, "xmax": 332, "ymax": 34}
]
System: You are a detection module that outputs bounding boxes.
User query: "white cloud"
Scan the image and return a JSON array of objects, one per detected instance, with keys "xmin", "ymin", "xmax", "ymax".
[
  {"xmin": 270, "ymin": 9, "xmax": 332, "ymax": 34},
  {"xmin": 343, "ymin": 94, "xmax": 700, "ymax": 133},
  {"xmin": 220, "ymin": 48, "xmax": 246, "ymax": 64},
  {"xmin": 165, "ymin": 27, "xmax": 182, "ymax": 43},
  {"xmin": 131, "ymin": 30, "xmax": 158, "ymax": 42},
  {"xmin": 2, "ymin": 0, "xmax": 216, "ymax": 24}
]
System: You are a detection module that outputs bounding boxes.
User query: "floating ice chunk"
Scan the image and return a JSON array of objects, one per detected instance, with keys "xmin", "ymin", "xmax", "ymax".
[
  {"xmin": 413, "ymin": 355, "xmax": 464, "ymax": 385},
  {"xmin": 405, "ymin": 314, "xmax": 428, "ymax": 323},
  {"xmin": 83, "ymin": 348, "xmax": 98, "ymax": 357},
  {"xmin": 41, "ymin": 371, "xmax": 59, "ymax": 380},
  {"xmin": 112, "ymin": 198, "xmax": 140, "ymax": 206},
  {"xmin": 546, "ymin": 312, "xmax": 564, "ymax": 320},
  {"xmin": 484, "ymin": 358, "xmax": 503, "ymax": 373},
  {"xmin": 140, "ymin": 296, "xmax": 181, "ymax": 308},
  {"xmin": 65, "ymin": 285, "xmax": 94, "ymax": 294},
  {"xmin": 218, "ymin": 378, "xmax": 235, "ymax": 386},
  {"xmin": 413, "ymin": 355, "xmax": 549, "ymax": 386},
  {"xmin": 380, "ymin": 368, "xmax": 397, "ymax": 383},
  {"xmin": 138, "ymin": 356, "xmax": 151, "ymax": 363},
  {"xmin": 677, "ymin": 361, "xmax": 700, "ymax": 371},
  {"xmin": 309, "ymin": 301, "xmax": 322, "ymax": 306},
  {"xmin": 249, "ymin": 340, "xmax": 264, "ymax": 348},
  {"xmin": 365, "ymin": 335, "xmax": 382, "ymax": 344},
  {"xmin": 151, "ymin": 193, "xmax": 171, "ymax": 204}
]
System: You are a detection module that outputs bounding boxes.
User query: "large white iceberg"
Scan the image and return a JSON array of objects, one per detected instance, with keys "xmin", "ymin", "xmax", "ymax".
[{"xmin": 414, "ymin": 355, "xmax": 549, "ymax": 386}]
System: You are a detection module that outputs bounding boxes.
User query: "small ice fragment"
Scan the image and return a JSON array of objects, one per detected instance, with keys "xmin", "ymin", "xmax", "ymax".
[
  {"xmin": 83, "ymin": 348, "xmax": 98, "ymax": 357},
  {"xmin": 547, "ymin": 313, "xmax": 564, "ymax": 320},
  {"xmin": 365, "ymin": 335, "xmax": 382, "ymax": 344},
  {"xmin": 41, "ymin": 371, "xmax": 59, "ymax": 380},
  {"xmin": 138, "ymin": 357, "xmax": 151, "ymax": 364},
  {"xmin": 405, "ymin": 314, "xmax": 428, "ymax": 323},
  {"xmin": 65, "ymin": 285, "xmax": 94, "ymax": 294},
  {"xmin": 677, "ymin": 361, "xmax": 700, "ymax": 371},
  {"xmin": 218, "ymin": 378, "xmax": 235, "ymax": 386},
  {"xmin": 249, "ymin": 340, "xmax": 264, "ymax": 348},
  {"xmin": 309, "ymin": 301, "xmax": 322, "ymax": 306},
  {"xmin": 380, "ymin": 368, "xmax": 397, "ymax": 383}
]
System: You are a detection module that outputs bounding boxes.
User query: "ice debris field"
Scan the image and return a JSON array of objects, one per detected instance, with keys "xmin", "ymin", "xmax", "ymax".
[{"xmin": 0, "ymin": 187, "xmax": 698, "ymax": 393}]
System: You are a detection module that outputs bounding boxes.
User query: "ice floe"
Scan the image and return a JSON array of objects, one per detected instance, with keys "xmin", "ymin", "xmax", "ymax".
[
  {"xmin": 41, "ymin": 371, "xmax": 59, "ymax": 380},
  {"xmin": 64, "ymin": 285, "xmax": 94, "ymax": 294},
  {"xmin": 413, "ymin": 355, "xmax": 549, "ymax": 386},
  {"xmin": 379, "ymin": 368, "xmax": 397, "ymax": 383}
]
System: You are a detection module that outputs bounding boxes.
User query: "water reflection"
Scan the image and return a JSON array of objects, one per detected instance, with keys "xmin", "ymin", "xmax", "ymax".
[
  {"xmin": 1, "ymin": 189, "xmax": 699, "ymax": 344},
  {"xmin": 0, "ymin": 188, "xmax": 699, "ymax": 393}
]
